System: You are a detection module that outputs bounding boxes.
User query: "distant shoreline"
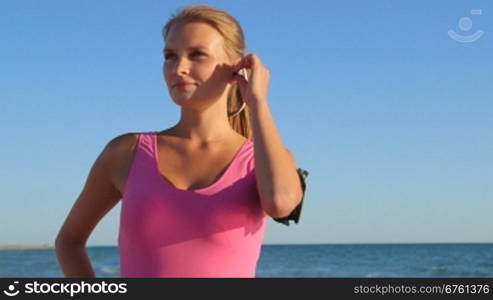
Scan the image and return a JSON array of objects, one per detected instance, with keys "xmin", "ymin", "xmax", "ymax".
[{"xmin": 0, "ymin": 244, "xmax": 54, "ymax": 251}]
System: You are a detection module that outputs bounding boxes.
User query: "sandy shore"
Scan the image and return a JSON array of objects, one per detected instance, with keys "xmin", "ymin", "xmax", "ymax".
[{"xmin": 0, "ymin": 244, "xmax": 54, "ymax": 251}]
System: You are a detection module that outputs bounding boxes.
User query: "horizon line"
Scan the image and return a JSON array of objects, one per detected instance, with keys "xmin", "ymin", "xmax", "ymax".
[{"xmin": 4, "ymin": 241, "xmax": 493, "ymax": 250}]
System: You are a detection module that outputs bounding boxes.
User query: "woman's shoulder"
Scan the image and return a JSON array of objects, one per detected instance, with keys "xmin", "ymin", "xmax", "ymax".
[
  {"xmin": 96, "ymin": 132, "xmax": 148, "ymax": 177},
  {"xmin": 102, "ymin": 132, "xmax": 152, "ymax": 162},
  {"xmin": 106, "ymin": 132, "xmax": 141, "ymax": 152}
]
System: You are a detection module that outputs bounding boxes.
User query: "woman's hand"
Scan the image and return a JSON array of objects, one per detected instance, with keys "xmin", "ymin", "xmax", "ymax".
[{"xmin": 230, "ymin": 53, "xmax": 270, "ymax": 108}]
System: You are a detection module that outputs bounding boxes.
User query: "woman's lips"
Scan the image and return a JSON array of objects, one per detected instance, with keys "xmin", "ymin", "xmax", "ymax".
[{"xmin": 173, "ymin": 83, "xmax": 196, "ymax": 90}]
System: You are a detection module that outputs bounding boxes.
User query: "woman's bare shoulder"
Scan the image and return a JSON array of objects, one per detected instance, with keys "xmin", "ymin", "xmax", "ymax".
[
  {"xmin": 105, "ymin": 132, "xmax": 145, "ymax": 155},
  {"xmin": 106, "ymin": 132, "xmax": 141, "ymax": 153},
  {"xmin": 97, "ymin": 132, "xmax": 142, "ymax": 167},
  {"xmin": 99, "ymin": 132, "xmax": 143, "ymax": 194}
]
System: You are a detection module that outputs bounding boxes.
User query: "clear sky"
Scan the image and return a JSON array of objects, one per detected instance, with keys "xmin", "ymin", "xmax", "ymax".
[{"xmin": 1, "ymin": 0, "xmax": 491, "ymax": 246}]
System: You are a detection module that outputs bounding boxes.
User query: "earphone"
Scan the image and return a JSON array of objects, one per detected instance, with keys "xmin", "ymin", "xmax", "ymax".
[{"xmin": 233, "ymin": 68, "xmax": 249, "ymax": 82}]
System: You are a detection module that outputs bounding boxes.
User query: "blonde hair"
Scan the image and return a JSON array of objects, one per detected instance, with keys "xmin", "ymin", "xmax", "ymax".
[{"xmin": 162, "ymin": 5, "xmax": 252, "ymax": 139}]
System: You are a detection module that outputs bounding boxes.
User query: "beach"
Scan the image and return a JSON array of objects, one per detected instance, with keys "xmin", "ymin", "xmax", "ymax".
[{"xmin": 0, "ymin": 244, "xmax": 54, "ymax": 251}]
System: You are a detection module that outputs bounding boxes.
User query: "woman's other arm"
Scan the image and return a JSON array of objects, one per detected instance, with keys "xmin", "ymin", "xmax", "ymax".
[{"xmin": 54, "ymin": 134, "xmax": 134, "ymax": 277}]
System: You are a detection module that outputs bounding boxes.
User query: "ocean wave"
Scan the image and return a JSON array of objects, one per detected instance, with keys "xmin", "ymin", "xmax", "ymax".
[
  {"xmin": 430, "ymin": 265, "xmax": 451, "ymax": 275},
  {"xmin": 101, "ymin": 266, "xmax": 120, "ymax": 275}
]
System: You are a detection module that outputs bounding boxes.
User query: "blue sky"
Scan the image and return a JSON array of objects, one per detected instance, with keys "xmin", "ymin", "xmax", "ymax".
[{"xmin": 1, "ymin": 0, "xmax": 491, "ymax": 246}]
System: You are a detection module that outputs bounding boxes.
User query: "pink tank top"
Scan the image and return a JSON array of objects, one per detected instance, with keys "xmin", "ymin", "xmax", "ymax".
[{"xmin": 118, "ymin": 132, "xmax": 267, "ymax": 277}]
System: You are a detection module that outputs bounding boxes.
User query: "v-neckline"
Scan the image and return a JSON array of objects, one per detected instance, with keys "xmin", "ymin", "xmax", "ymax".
[{"xmin": 152, "ymin": 132, "xmax": 250, "ymax": 193}]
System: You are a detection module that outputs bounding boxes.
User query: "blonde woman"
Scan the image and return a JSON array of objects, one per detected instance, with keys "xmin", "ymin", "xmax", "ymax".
[{"xmin": 55, "ymin": 4, "xmax": 305, "ymax": 278}]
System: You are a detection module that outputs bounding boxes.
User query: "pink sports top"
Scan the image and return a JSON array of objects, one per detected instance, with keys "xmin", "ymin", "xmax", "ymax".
[{"xmin": 118, "ymin": 132, "xmax": 268, "ymax": 277}]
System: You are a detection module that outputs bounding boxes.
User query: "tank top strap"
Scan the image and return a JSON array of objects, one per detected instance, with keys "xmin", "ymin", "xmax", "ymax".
[
  {"xmin": 123, "ymin": 131, "xmax": 157, "ymax": 195},
  {"xmin": 135, "ymin": 131, "xmax": 156, "ymax": 159}
]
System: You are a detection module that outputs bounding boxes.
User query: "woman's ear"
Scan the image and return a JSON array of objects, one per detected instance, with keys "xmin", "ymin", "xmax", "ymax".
[{"xmin": 232, "ymin": 56, "xmax": 245, "ymax": 70}]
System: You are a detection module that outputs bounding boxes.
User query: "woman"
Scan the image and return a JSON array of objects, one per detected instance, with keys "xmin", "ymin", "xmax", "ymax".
[{"xmin": 55, "ymin": 4, "xmax": 304, "ymax": 278}]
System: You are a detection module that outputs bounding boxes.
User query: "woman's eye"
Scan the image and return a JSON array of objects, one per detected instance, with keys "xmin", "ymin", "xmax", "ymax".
[{"xmin": 164, "ymin": 52, "xmax": 205, "ymax": 61}]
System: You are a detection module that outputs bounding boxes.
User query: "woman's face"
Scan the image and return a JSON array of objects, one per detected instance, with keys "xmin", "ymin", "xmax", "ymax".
[{"xmin": 163, "ymin": 21, "xmax": 234, "ymax": 108}]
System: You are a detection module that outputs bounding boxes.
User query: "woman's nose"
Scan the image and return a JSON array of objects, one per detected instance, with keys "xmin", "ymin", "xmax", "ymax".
[{"xmin": 173, "ymin": 57, "xmax": 191, "ymax": 75}]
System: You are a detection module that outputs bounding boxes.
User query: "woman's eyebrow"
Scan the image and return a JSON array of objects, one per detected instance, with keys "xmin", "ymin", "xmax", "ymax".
[{"xmin": 163, "ymin": 46, "xmax": 209, "ymax": 53}]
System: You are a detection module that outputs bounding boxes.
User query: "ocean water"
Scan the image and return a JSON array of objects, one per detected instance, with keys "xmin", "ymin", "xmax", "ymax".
[{"xmin": 1, "ymin": 243, "xmax": 492, "ymax": 278}]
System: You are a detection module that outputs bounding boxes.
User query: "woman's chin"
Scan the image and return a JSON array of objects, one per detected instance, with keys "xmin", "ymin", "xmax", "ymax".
[{"xmin": 171, "ymin": 95, "xmax": 198, "ymax": 107}]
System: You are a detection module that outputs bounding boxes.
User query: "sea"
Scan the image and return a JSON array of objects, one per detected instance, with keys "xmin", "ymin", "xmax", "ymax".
[{"xmin": 1, "ymin": 243, "xmax": 492, "ymax": 278}]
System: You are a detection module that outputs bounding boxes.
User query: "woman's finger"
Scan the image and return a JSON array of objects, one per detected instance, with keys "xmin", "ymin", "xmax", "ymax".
[{"xmin": 233, "ymin": 54, "xmax": 253, "ymax": 72}]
